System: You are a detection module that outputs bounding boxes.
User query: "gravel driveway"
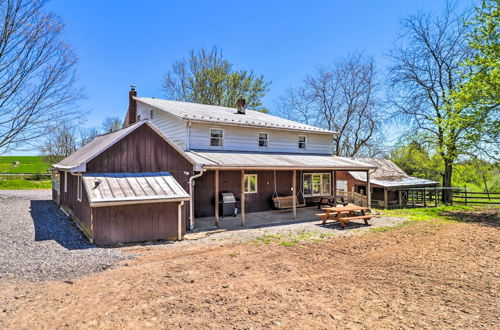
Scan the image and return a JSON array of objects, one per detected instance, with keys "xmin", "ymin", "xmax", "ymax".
[{"xmin": 0, "ymin": 190, "xmax": 128, "ymax": 282}]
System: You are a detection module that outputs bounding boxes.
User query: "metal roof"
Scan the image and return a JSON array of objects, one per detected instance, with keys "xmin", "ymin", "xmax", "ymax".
[
  {"xmin": 83, "ymin": 172, "xmax": 189, "ymax": 207},
  {"xmin": 185, "ymin": 150, "xmax": 376, "ymax": 170},
  {"xmin": 135, "ymin": 97, "xmax": 337, "ymax": 135},
  {"xmin": 348, "ymin": 158, "xmax": 439, "ymax": 188}
]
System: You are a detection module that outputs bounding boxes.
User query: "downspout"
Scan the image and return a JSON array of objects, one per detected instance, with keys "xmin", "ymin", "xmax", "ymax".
[
  {"xmin": 177, "ymin": 201, "xmax": 185, "ymax": 240},
  {"xmin": 188, "ymin": 168, "xmax": 206, "ymax": 230}
]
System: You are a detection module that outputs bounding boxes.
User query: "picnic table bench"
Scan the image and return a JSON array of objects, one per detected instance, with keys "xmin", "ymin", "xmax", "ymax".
[{"xmin": 315, "ymin": 205, "xmax": 373, "ymax": 229}]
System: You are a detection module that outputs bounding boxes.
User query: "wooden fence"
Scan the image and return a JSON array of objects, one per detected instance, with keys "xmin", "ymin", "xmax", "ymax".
[
  {"xmin": 452, "ymin": 190, "xmax": 500, "ymax": 205},
  {"xmin": 398, "ymin": 187, "xmax": 499, "ymax": 208}
]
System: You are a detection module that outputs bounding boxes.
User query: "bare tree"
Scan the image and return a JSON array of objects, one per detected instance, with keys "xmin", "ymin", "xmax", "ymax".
[
  {"xmin": 40, "ymin": 123, "xmax": 77, "ymax": 164},
  {"xmin": 0, "ymin": 0, "xmax": 82, "ymax": 154},
  {"xmin": 388, "ymin": 3, "xmax": 479, "ymax": 202},
  {"xmin": 79, "ymin": 126, "xmax": 99, "ymax": 146},
  {"xmin": 102, "ymin": 117, "xmax": 122, "ymax": 133},
  {"xmin": 277, "ymin": 52, "xmax": 384, "ymax": 157}
]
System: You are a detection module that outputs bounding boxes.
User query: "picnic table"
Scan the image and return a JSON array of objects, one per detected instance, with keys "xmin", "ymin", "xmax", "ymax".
[{"xmin": 316, "ymin": 205, "xmax": 373, "ymax": 229}]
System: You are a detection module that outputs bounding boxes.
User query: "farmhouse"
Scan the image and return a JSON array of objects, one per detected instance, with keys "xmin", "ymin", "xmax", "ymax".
[
  {"xmin": 335, "ymin": 158, "xmax": 439, "ymax": 208},
  {"xmin": 53, "ymin": 87, "xmax": 383, "ymax": 244}
]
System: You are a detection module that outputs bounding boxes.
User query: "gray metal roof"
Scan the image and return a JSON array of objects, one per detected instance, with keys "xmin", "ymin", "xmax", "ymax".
[
  {"xmin": 185, "ymin": 150, "xmax": 376, "ymax": 170},
  {"xmin": 53, "ymin": 121, "xmax": 145, "ymax": 171},
  {"xmin": 135, "ymin": 97, "xmax": 337, "ymax": 135},
  {"xmin": 83, "ymin": 172, "xmax": 189, "ymax": 206},
  {"xmin": 348, "ymin": 158, "xmax": 439, "ymax": 188}
]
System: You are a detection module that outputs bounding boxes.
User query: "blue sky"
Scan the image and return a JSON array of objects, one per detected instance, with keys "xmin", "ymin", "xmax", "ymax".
[{"xmin": 12, "ymin": 0, "xmax": 468, "ymax": 155}]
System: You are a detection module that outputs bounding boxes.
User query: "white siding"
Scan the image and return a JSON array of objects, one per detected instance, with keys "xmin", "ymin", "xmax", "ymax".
[
  {"xmin": 137, "ymin": 102, "xmax": 187, "ymax": 149},
  {"xmin": 189, "ymin": 122, "xmax": 334, "ymax": 154}
]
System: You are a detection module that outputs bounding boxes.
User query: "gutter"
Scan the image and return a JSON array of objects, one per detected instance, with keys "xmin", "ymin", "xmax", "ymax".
[{"xmin": 188, "ymin": 168, "xmax": 206, "ymax": 230}]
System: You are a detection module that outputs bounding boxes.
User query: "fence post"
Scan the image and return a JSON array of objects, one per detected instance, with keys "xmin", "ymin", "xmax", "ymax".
[
  {"xmin": 411, "ymin": 190, "xmax": 415, "ymax": 207},
  {"xmin": 464, "ymin": 186, "xmax": 468, "ymax": 206},
  {"xmin": 423, "ymin": 188, "xmax": 427, "ymax": 207},
  {"xmin": 435, "ymin": 188, "xmax": 438, "ymax": 207}
]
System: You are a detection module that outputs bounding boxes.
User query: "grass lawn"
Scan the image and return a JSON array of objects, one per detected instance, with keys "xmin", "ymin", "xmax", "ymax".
[
  {"xmin": 0, "ymin": 179, "xmax": 52, "ymax": 189},
  {"xmin": 0, "ymin": 156, "xmax": 50, "ymax": 173}
]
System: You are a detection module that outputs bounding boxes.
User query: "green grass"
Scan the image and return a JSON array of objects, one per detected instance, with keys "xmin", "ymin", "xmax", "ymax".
[
  {"xmin": 0, "ymin": 156, "xmax": 50, "ymax": 174},
  {"xmin": 380, "ymin": 205, "xmax": 474, "ymax": 222},
  {"xmin": 0, "ymin": 179, "xmax": 51, "ymax": 190}
]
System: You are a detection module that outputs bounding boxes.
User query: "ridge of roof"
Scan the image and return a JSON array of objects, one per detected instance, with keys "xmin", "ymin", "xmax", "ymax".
[{"xmin": 135, "ymin": 97, "xmax": 338, "ymax": 135}]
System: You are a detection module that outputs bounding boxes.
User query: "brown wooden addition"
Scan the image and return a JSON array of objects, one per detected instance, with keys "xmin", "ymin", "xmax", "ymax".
[{"xmin": 53, "ymin": 121, "xmax": 192, "ymax": 245}]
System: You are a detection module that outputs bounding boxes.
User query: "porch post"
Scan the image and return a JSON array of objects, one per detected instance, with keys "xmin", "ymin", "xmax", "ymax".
[
  {"xmin": 333, "ymin": 170, "xmax": 337, "ymax": 195},
  {"xmin": 240, "ymin": 170, "xmax": 245, "ymax": 226},
  {"xmin": 214, "ymin": 169, "xmax": 219, "ymax": 227},
  {"xmin": 383, "ymin": 188, "xmax": 388, "ymax": 209},
  {"xmin": 367, "ymin": 170, "xmax": 371, "ymax": 208},
  {"xmin": 292, "ymin": 170, "xmax": 297, "ymax": 220},
  {"xmin": 398, "ymin": 190, "xmax": 402, "ymax": 207}
]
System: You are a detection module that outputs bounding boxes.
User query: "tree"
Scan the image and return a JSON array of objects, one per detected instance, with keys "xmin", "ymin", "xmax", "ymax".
[
  {"xmin": 79, "ymin": 126, "xmax": 99, "ymax": 146},
  {"xmin": 0, "ymin": 0, "xmax": 83, "ymax": 154},
  {"xmin": 101, "ymin": 117, "xmax": 122, "ymax": 133},
  {"xmin": 277, "ymin": 52, "xmax": 384, "ymax": 157},
  {"xmin": 40, "ymin": 123, "xmax": 77, "ymax": 164},
  {"xmin": 451, "ymin": 0, "xmax": 499, "ymax": 156},
  {"xmin": 162, "ymin": 47, "xmax": 270, "ymax": 111},
  {"xmin": 390, "ymin": 141, "xmax": 443, "ymax": 183},
  {"xmin": 387, "ymin": 3, "xmax": 495, "ymax": 202}
]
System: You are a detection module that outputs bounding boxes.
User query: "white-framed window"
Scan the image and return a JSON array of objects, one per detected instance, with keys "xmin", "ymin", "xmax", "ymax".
[
  {"xmin": 210, "ymin": 128, "xmax": 224, "ymax": 147},
  {"xmin": 258, "ymin": 132, "xmax": 268, "ymax": 148},
  {"xmin": 77, "ymin": 176, "xmax": 82, "ymax": 202},
  {"xmin": 303, "ymin": 173, "xmax": 331, "ymax": 196},
  {"xmin": 298, "ymin": 135, "xmax": 307, "ymax": 149},
  {"xmin": 336, "ymin": 180, "xmax": 348, "ymax": 192},
  {"xmin": 244, "ymin": 174, "xmax": 258, "ymax": 193},
  {"xmin": 52, "ymin": 172, "xmax": 60, "ymax": 193},
  {"xmin": 64, "ymin": 172, "xmax": 67, "ymax": 192}
]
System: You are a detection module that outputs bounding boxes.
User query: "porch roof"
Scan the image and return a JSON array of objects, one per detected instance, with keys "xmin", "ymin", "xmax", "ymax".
[{"xmin": 185, "ymin": 150, "xmax": 376, "ymax": 170}]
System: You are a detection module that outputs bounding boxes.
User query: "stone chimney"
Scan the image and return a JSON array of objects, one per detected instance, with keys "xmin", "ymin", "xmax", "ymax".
[
  {"xmin": 125, "ymin": 85, "xmax": 138, "ymax": 125},
  {"xmin": 236, "ymin": 98, "xmax": 246, "ymax": 114}
]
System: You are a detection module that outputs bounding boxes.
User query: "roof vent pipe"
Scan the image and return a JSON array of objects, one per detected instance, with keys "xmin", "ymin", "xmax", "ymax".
[{"xmin": 236, "ymin": 98, "xmax": 246, "ymax": 114}]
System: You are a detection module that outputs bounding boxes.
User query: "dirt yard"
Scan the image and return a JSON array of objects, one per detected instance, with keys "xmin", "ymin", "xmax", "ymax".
[{"xmin": 0, "ymin": 209, "xmax": 498, "ymax": 329}]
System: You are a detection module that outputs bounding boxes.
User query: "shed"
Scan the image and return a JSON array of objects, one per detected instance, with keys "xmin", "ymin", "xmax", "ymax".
[{"xmin": 52, "ymin": 121, "xmax": 193, "ymax": 245}]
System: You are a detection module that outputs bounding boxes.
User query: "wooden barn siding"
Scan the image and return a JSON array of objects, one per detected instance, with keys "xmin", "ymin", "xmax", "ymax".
[
  {"xmin": 194, "ymin": 169, "xmax": 338, "ymax": 218},
  {"xmin": 85, "ymin": 124, "xmax": 193, "ymax": 226},
  {"xmin": 91, "ymin": 202, "xmax": 184, "ymax": 245},
  {"xmin": 58, "ymin": 171, "xmax": 92, "ymax": 235}
]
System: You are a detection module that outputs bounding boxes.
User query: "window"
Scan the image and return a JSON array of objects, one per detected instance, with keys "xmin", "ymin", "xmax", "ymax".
[
  {"xmin": 298, "ymin": 135, "xmax": 306, "ymax": 149},
  {"xmin": 210, "ymin": 128, "xmax": 224, "ymax": 147},
  {"xmin": 336, "ymin": 180, "xmax": 348, "ymax": 192},
  {"xmin": 258, "ymin": 132, "xmax": 268, "ymax": 148},
  {"xmin": 77, "ymin": 176, "xmax": 82, "ymax": 202},
  {"xmin": 303, "ymin": 173, "xmax": 331, "ymax": 196},
  {"xmin": 64, "ymin": 172, "xmax": 67, "ymax": 192},
  {"xmin": 244, "ymin": 174, "xmax": 257, "ymax": 193},
  {"xmin": 52, "ymin": 172, "xmax": 60, "ymax": 193}
]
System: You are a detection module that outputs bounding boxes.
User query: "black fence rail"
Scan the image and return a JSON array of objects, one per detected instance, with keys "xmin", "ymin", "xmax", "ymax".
[{"xmin": 452, "ymin": 191, "xmax": 500, "ymax": 205}]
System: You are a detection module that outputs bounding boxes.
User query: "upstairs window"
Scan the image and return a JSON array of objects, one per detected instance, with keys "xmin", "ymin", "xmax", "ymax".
[
  {"xmin": 258, "ymin": 133, "xmax": 268, "ymax": 148},
  {"xmin": 210, "ymin": 128, "xmax": 224, "ymax": 147},
  {"xmin": 298, "ymin": 135, "xmax": 307, "ymax": 149},
  {"xmin": 244, "ymin": 174, "xmax": 258, "ymax": 193}
]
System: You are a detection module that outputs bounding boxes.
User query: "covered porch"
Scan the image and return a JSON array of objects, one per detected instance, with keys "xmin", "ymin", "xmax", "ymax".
[{"xmin": 187, "ymin": 150, "xmax": 377, "ymax": 229}]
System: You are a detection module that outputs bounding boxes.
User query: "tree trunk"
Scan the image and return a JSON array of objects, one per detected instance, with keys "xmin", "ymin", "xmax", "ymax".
[{"xmin": 442, "ymin": 162, "xmax": 453, "ymax": 203}]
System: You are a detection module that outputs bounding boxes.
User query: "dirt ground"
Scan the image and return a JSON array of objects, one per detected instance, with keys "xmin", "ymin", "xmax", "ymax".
[{"xmin": 0, "ymin": 210, "xmax": 498, "ymax": 329}]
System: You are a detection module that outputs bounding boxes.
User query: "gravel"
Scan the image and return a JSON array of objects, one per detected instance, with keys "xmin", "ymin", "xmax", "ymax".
[{"xmin": 0, "ymin": 190, "xmax": 129, "ymax": 282}]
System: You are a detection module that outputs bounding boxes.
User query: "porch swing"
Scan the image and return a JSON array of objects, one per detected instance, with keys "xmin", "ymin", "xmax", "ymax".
[{"xmin": 271, "ymin": 170, "xmax": 306, "ymax": 209}]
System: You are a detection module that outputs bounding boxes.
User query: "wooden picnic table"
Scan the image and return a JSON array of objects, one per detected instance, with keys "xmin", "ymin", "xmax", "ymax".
[
  {"xmin": 316, "ymin": 205, "xmax": 373, "ymax": 229},
  {"xmin": 316, "ymin": 195, "xmax": 348, "ymax": 209}
]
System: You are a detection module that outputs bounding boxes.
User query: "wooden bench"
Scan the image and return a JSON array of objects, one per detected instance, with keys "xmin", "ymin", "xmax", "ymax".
[
  {"xmin": 315, "ymin": 213, "xmax": 374, "ymax": 228},
  {"xmin": 272, "ymin": 196, "xmax": 305, "ymax": 209}
]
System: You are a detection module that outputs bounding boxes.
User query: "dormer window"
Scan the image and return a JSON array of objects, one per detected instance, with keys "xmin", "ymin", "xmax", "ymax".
[
  {"xmin": 298, "ymin": 135, "xmax": 307, "ymax": 149},
  {"xmin": 210, "ymin": 128, "xmax": 224, "ymax": 147},
  {"xmin": 258, "ymin": 133, "xmax": 268, "ymax": 148}
]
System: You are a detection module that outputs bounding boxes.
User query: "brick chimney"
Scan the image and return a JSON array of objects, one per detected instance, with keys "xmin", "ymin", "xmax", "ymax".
[
  {"xmin": 236, "ymin": 98, "xmax": 246, "ymax": 114},
  {"xmin": 125, "ymin": 85, "xmax": 138, "ymax": 125}
]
